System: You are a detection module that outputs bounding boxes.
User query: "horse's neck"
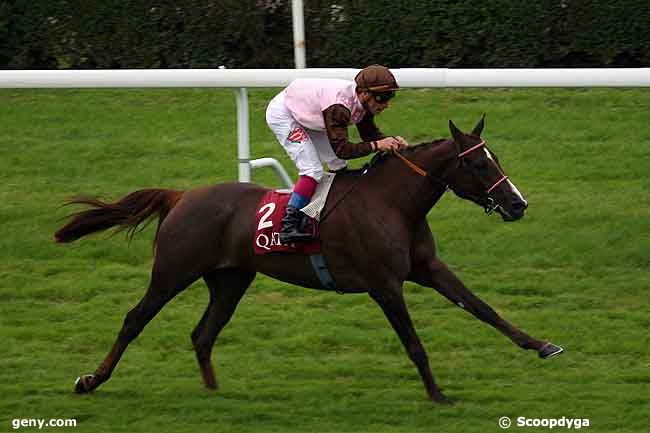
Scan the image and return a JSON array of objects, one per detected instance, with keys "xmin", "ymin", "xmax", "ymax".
[{"xmin": 366, "ymin": 144, "xmax": 455, "ymax": 222}]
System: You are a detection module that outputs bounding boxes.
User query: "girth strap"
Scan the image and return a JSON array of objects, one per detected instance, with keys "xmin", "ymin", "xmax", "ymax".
[{"xmin": 309, "ymin": 253, "xmax": 340, "ymax": 293}]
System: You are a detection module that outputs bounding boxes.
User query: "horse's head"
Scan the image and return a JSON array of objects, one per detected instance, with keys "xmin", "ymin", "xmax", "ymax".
[{"xmin": 444, "ymin": 116, "xmax": 528, "ymax": 221}]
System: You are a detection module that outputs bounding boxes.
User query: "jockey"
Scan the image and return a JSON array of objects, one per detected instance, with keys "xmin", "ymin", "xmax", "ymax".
[{"xmin": 266, "ymin": 64, "xmax": 408, "ymax": 244}]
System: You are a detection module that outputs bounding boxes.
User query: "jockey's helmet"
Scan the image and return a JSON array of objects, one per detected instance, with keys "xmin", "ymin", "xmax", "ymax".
[{"xmin": 355, "ymin": 65, "xmax": 399, "ymax": 94}]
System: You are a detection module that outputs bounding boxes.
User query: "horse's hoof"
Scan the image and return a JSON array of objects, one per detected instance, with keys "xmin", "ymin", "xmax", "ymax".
[
  {"xmin": 539, "ymin": 342, "xmax": 564, "ymax": 359},
  {"xmin": 74, "ymin": 375, "xmax": 94, "ymax": 393},
  {"xmin": 204, "ymin": 379, "xmax": 219, "ymax": 390},
  {"xmin": 431, "ymin": 393, "xmax": 455, "ymax": 405}
]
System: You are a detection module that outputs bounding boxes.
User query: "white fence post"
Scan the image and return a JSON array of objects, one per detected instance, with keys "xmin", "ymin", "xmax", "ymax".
[
  {"xmin": 235, "ymin": 88, "xmax": 251, "ymax": 183},
  {"xmin": 292, "ymin": 0, "xmax": 306, "ymax": 69},
  {"xmin": 235, "ymin": 87, "xmax": 294, "ymax": 188}
]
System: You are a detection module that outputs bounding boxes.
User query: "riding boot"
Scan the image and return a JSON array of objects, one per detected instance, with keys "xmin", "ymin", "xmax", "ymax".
[{"xmin": 279, "ymin": 205, "xmax": 315, "ymax": 244}]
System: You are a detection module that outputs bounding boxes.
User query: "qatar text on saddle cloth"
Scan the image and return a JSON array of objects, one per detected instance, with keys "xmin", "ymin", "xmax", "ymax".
[{"xmin": 253, "ymin": 172, "xmax": 335, "ymax": 255}]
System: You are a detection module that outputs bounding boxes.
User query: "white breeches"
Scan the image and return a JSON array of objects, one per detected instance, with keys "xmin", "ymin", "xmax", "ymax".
[{"xmin": 265, "ymin": 91, "xmax": 347, "ymax": 182}]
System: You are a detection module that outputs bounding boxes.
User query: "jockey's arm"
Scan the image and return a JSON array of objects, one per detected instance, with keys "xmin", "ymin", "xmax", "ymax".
[
  {"xmin": 323, "ymin": 104, "xmax": 377, "ymax": 159},
  {"xmin": 356, "ymin": 113, "xmax": 385, "ymax": 142}
]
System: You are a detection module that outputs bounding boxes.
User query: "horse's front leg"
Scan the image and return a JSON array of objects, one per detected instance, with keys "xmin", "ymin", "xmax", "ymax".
[
  {"xmin": 369, "ymin": 287, "xmax": 452, "ymax": 404},
  {"xmin": 409, "ymin": 258, "xmax": 563, "ymax": 358}
]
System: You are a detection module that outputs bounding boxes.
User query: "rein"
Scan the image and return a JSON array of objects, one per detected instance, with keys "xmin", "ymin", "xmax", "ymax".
[{"xmin": 393, "ymin": 151, "xmax": 427, "ymax": 177}]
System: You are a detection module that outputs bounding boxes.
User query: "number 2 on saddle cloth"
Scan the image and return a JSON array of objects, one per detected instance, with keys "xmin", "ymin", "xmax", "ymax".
[{"xmin": 253, "ymin": 191, "xmax": 321, "ymax": 255}]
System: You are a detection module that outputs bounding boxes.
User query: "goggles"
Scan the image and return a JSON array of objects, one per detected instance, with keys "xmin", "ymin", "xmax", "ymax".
[{"xmin": 372, "ymin": 91, "xmax": 395, "ymax": 103}]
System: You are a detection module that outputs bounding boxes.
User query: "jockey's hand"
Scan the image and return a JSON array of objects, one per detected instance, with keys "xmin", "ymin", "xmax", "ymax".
[
  {"xmin": 394, "ymin": 136, "xmax": 409, "ymax": 149},
  {"xmin": 376, "ymin": 136, "xmax": 407, "ymax": 152}
]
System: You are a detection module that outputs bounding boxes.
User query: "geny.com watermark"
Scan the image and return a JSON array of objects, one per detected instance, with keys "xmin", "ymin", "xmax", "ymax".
[
  {"xmin": 11, "ymin": 419, "xmax": 77, "ymax": 430},
  {"xmin": 499, "ymin": 416, "xmax": 590, "ymax": 429}
]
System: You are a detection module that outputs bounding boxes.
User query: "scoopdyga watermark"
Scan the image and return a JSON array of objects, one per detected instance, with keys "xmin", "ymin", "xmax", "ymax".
[{"xmin": 499, "ymin": 416, "xmax": 590, "ymax": 429}]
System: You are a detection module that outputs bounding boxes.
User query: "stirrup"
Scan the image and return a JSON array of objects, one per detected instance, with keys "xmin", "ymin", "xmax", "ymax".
[{"xmin": 279, "ymin": 230, "xmax": 315, "ymax": 244}]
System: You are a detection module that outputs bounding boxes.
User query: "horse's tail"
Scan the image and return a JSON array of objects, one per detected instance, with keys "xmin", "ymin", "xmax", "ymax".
[{"xmin": 54, "ymin": 189, "xmax": 184, "ymax": 246}]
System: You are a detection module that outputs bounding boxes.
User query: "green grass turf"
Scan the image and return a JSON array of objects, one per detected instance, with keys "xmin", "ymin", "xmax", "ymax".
[{"xmin": 1, "ymin": 87, "xmax": 648, "ymax": 432}]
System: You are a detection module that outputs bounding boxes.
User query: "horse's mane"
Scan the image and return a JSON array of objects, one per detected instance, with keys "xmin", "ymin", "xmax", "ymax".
[
  {"xmin": 331, "ymin": 139, "xmax": 450, "ymax": 178},
  {"xmin": 368, "ymin": 138, "xmax": 449, "ymax": 169}
]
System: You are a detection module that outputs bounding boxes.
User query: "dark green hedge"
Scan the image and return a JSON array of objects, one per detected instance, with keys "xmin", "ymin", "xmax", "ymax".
[{"xmin": 1, "ymin": 0, "xmax": 648, "ymax": 69}]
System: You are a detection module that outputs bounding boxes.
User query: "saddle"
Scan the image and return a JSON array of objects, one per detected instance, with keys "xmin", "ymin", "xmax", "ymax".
[
  {"xmin": 253, "ymin": 191, "xmax": 320, "ymax": 255},
  {"xmin": 253, "ymin": 172, "xmax": 336, "ymax": 255}
]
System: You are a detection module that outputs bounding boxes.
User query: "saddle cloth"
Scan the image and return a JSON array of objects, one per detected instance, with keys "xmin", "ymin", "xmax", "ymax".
[{"xmin": 253, "ymin": 172, "xmax": 336, "ymax": 255}]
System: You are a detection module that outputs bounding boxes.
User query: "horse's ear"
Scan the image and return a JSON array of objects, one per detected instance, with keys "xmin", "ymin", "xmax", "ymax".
[
  {"xmin": 471, "ymin": 113, "xmax": 486, "ymax": 136},
  {"xmin": 449, "ymin": 119, "xmax": 464, "ymax": 143}
]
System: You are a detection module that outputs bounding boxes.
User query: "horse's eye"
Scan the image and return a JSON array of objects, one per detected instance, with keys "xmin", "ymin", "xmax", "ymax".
[{"xmin": 474, "ymin": 160, "xmax": 488, "ymax": 171}]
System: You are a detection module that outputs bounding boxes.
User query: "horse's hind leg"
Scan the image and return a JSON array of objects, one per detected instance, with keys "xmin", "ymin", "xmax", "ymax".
[
  {"xmin": 410, "ymin": 258, "xmax": 563, "ymax": 358},
  {"xmin": 74, "ymin": 266, "xmax": 200, "ymax": 394},
  {"xmin": 191, "ymin": 268, "xmax": 255, "ymax": 390}
]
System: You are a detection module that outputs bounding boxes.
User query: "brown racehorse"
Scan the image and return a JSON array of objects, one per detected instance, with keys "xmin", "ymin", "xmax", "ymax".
[{"xmin": 54, "ymin": 117, "xmax": 563, "ymax": 404}]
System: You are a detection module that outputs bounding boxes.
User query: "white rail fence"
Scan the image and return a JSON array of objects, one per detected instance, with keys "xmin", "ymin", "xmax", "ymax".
[{"xmin": 2, "ymin": 68, "xmax": 649, "ymax": 187}]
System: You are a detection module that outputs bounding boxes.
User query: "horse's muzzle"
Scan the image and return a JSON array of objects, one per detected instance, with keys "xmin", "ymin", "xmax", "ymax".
[{"xmin": 500, "ymin": 197, "xmax": 527, "ymax": 222}]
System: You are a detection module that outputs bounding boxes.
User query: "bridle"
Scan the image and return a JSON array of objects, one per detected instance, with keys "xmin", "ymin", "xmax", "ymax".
[{"xmin": 393, "ymin": 140, "xmax": 509, "ymax": 215}]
